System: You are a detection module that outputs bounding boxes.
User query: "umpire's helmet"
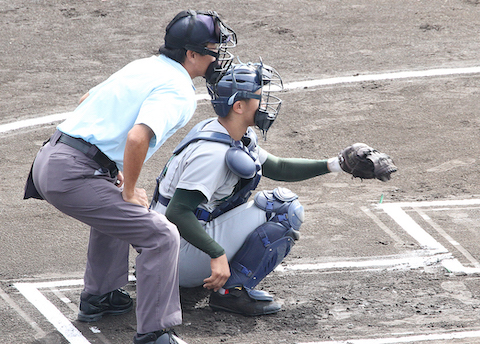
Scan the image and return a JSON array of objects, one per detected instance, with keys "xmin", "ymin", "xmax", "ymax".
[
  {"xmin": 164, "ymin": 10, "xmax": 237, "ymax": 84},
  {"xmin": 208, "ymin": 61, "xmax": 283, "ymax": 140}
]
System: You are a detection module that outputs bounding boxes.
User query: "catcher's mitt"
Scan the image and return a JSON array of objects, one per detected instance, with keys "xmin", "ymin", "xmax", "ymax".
[{"xmin": 339, "ymin": 143, "xmax": 397, "ymax": 181}]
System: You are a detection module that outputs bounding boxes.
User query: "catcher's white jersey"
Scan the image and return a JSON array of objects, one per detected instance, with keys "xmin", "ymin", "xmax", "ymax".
[
  {"xmin": 158, "ymin": 119, "xmax": 268, "ymax": 213},
  {"xmin": 152, "ymin": 119, "xmax": 269, "ymax": 287}
]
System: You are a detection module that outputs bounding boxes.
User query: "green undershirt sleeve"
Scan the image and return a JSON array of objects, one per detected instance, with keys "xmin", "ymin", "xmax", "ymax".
[
  {"xmin": 262, "ymin": 153, "xmax": 331, "ymax": 182},
  {"xmin": 165, "ymin": 188, "xmax": 225, "ymax": 259}
]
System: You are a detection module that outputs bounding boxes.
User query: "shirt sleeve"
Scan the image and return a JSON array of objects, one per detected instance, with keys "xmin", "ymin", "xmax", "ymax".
[
  {"xmin": 258, "ymin": 147, "xmax": 269, "ymax": 164},
  {"xmin": 262, "ymin": 153, "xmax": 330, "ymax": 181},
  {"xmin": 165, "ymin": 188, "xmax": 225, "ymax": 258},
  {"xmin": 135, "ymin": 87, "xmax": 196, "ymax": 147},
  {"xmin": 176, "ymin": 142, "xmax": 231, "ymax": 201}
]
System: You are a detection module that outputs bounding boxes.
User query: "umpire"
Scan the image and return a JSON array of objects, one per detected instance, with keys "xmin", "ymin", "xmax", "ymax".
[{"xmin": 24, "ymin": 10, "xmax": 236, "ymax": 344}]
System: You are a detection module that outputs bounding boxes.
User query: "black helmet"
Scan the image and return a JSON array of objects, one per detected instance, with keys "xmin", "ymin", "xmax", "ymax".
[
  {"xmin": 208, "ymin": 61, "xmax": 283, "ymax": 140},
  {"xmin": 164, "ymin": 10, "xmax": 237, "ymax": 83}
]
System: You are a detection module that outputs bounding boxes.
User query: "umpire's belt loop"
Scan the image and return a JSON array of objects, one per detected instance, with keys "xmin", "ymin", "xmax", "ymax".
[{"xmin": 56, "ymin": 130, "xmax": 118, "ymax": 178}]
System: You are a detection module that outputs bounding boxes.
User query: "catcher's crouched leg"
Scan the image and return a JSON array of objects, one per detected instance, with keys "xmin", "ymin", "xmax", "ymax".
[{"xmin": 209, "ymin": 187, "xmax": 304, "ymax": 316}]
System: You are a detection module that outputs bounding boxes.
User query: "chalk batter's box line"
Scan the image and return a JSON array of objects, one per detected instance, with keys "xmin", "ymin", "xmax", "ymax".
[
  {"xmin": 378, "ymin": 199, "xmax": 480, "ymax": 274},
  {"xmin": 14, "ymin": 276, "xmax": 137, "ymax": 344},
  {"xmin": 298, "ymin": 329, "xmax": 480, "ymax": 344},
  {"xmin": 13, "ymin": 199, "xmax": 480, "ymax": 344},
  {"xmin": 14, "ymin": 269, "xmax": 480, "ymax": 344}
]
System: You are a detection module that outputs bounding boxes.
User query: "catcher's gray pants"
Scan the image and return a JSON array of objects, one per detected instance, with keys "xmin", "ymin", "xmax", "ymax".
[
  {"xmin": 32, "ymin": 131, "xmax": 181, "ymax": 334},
  {"xmin": 152, "ymin": 200, "xmax": 266, "ymax": 287}
]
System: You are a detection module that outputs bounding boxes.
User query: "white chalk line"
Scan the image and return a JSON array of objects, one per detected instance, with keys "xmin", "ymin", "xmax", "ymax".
[
  {"xmin": 297, "ymin": 329, "xmax": 480, "ymax": 344},
  {"xmin": 12, "ymin": 198, "xmax": 480, "ymax": 344},
  {"xmin": 378, "ymin": 198, "xmax": 480, "ymax": 274},
  {"xmin": 2, "ymin": 65, "xmax": 480, "ymax": 134},
  {"xmin": 0, "ymin": 285, "xmax": 46, "ymax": 339},
  {"xmin": 379, "ymin": 204, "xmax": 449, "ymax": 253},
  {"xmin": 11, "ymin": 252, "xmax": 448, "ymax": 344},
  {"xmin": 276, "ymin": 251, "xmax": 450, "ymax": 273},
  {"xmin": 15, "ymin": 281, "xmax": 89, "ymax": 344},
  {"xmin": 380, "ymin": 199, "xmax": 480, "ymax": 209},
  {"xmin": 284, "ymin": 65, "xmax": 480, "ymax": 90},
  {"xmin": 361, "ymin": 206, "xmax": 404, "ymax": 246},
  {"xmin": 14, "ymin": 277, "xmax": 136, "ymax": 344},
  {"xmin": 5, "ymin": 62, "xmax": 480, "ymax": 342},
  {"xmin": 9, "ymin": 253, "xmax": 463, "ymax": 344},
  {"xmin": 415, "ymin": 208, "xmax": 480, "ymax": 269}
]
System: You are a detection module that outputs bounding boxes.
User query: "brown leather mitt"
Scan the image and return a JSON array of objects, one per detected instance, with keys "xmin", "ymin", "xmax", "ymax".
[{"xmin": 339, "ymin": 143, "xmax": 397, "ymax": 181}]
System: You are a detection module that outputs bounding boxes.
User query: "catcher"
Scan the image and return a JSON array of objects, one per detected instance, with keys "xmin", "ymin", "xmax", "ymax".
[{"xmin": 150, "ymin": 61, "xmax": 397, "ymax": 316}]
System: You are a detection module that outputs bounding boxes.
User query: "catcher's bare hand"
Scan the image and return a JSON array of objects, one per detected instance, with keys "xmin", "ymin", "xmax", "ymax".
[
  {"xmin": 203, "ymin": 254, "xmax": 230, "ymax": 292},
  {"xmin": 339, "ymin": 143, "xmax": 397, "ymax": 181}
]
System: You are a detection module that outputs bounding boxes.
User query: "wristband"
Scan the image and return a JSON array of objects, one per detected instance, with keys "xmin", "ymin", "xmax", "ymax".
[{"xmin": 327, "ymin": 157, "xmax": 342, "ymax": 172}]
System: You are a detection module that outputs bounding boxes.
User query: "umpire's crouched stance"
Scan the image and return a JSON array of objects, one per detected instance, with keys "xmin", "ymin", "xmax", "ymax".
[{"xmin": 24, "ymin": 9, "xmax": 237, "ymax": 344}]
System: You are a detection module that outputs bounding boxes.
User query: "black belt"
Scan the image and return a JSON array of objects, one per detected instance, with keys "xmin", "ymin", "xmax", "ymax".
[{"xmin": 56, "ymin": 131, "xmax": 118, "ymax": 178}]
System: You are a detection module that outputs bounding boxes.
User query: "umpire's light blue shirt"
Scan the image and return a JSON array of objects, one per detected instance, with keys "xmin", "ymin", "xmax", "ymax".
[{"xmin": 57, "ymin": 55, "xmax": 196, "ymax": 171}]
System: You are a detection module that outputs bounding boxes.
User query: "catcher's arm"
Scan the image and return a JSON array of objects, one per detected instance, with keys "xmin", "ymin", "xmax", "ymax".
[{"xmin": 337, "ymin": 143, "xmax": 397, "ymax": 181}]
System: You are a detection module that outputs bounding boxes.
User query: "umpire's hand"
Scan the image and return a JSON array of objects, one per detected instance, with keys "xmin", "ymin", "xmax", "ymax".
[{"xmin": 122, "ymin": 187, "xmax": 149, "ymax": 208}]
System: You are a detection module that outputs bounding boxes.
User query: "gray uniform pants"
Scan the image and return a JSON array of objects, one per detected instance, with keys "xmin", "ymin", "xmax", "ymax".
[
  {"xmin": 32, "ymin": 131, "xmax": 181, "ymax": 334},
  {"xmin": 152, "ymin": 200, "xmax": 266, "ymax": 287}
]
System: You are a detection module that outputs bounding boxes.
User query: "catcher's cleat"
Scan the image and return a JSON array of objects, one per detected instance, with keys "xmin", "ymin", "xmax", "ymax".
[
  {"xmin": 209, "ymin": 286, "xmax": 281, "ymax": 316},
  {"xmin": 133, "ymin": 329, "xmax": 186, "ymax": 344},
  {"xmin": 77, "ymin": 288, "xmax": 133, "ymax": 322}
]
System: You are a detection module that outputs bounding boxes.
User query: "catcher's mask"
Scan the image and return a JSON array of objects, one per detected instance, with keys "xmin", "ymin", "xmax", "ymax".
[
  {"xmin": 208, "ymin": 61, "xmax": 283, "ymax": 140},
  {"xmin": 164, "ymin": 10, "xmax": 237, "ymax": 84}
]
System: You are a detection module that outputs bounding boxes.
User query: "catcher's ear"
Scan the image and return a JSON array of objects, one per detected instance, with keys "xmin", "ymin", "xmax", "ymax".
[{"xmin": 231, "ymin": 100, "xmax": 244, "ymax": 114}]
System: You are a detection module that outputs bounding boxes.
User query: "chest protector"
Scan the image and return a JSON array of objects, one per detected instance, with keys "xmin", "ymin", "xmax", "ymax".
[{"xmin": 152, "ymin": 118, "xmax": 262, "ymax": 222}]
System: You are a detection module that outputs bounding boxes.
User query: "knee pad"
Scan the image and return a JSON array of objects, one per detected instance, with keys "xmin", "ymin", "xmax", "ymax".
[
  {"xmin": 225, "ymin": 221, "xmax": 297, "ymax": 290},
  {"xmin": 224, "ymin": 188, "xmax": 304, "ymax": 290},
  {"xmin": 254, "ymin": 187, "xmax": 304, "ymax": 232},
  {"xmin": 225, "ymin": 188, "xmax": 304, "ymax": 289}
]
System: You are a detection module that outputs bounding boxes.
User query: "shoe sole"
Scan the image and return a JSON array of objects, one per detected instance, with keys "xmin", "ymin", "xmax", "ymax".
[
  {"xmin": 77, "ymin": 303, "xmax": 133, "ymax": 322},
  {"xmin": 209, "ymin": 304, "xmax": 281, "ymax": 316}
]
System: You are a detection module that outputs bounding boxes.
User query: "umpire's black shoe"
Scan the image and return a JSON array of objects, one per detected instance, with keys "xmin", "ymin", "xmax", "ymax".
[
  {"xmin": 133, "ymin": 329, "xmax": 183, "ymax": 344},
  {"xmin": 77, "ymin": 288, "xmax": 133, "ymax": 322},
  {"xmin": 209, "ymin": 286, "xmax": 281, "ymax": 316}
]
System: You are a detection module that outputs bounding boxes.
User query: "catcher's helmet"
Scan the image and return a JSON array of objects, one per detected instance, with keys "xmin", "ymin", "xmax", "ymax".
[
  {"xmin": 165, "ymin": 10, "xmax": 237, "ymax": 84},
  {"xmin": 208, "ymin": 61, "xmax": 283, "ymax": 139}
]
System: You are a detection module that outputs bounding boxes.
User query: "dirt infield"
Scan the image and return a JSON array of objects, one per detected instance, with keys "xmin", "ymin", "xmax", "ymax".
[{"xmin": 2, "ymin": 0, "xmax": 480, "ymax": 343}]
